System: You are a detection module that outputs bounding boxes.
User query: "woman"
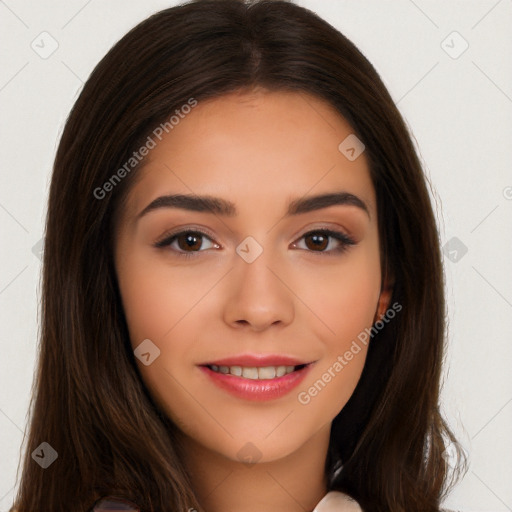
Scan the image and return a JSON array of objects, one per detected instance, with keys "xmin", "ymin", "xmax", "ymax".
[{"xmin": 11, "ymin": 0, "xmax": 464, "ymax": 510}]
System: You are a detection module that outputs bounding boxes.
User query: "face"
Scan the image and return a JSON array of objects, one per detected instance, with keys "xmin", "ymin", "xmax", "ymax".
[{"xmin": 114, "ymin": 89, "xmax": 390, "ymax": 464}]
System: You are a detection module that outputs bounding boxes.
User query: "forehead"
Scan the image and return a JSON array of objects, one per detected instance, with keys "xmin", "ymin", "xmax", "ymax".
[{"xmin": 121, "ymin": 89, "xmax": 376, "ymax": 220}]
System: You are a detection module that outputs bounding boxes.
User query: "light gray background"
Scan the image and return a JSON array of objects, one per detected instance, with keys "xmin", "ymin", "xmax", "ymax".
[{"xmin": 1, "ymin": 1, "xmax": 511, "ymax": 511}]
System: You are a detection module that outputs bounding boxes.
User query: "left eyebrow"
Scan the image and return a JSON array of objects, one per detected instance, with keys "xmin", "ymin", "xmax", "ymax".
[
  {"xmin": 136, "ymin": 191, "xmax": 370, "ymax": 220},
  {"xmin": 286, "ymin": 191, "xmax": 370, "ymax": 218}
]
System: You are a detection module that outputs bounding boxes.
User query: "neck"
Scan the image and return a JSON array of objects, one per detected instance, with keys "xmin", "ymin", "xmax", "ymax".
[{"xmin": 178, "ymin": 423, "xmax": 331, "ymax": 512}]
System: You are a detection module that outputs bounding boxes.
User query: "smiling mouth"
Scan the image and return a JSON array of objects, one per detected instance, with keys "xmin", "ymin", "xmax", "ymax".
[{"xmin": 203, "ymin": 363, "xmax": 309, "ymax": 380}]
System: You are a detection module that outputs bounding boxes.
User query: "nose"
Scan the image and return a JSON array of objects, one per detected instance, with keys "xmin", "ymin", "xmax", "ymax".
[{"xmin": 222, "ymin": 246, "xmax": 295, "ymax": 332}]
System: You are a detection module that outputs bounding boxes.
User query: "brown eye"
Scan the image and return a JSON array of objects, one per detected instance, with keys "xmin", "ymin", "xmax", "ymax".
[
  {"xmin": 176, "ymin": 232, "xmax": 204, "ymax": 251},
  {"xmin": 293, "ymin": 229, "xmax": 356, "ymax": 255},
  {"xmin": 155, "ymin": 230, "xmax": 218, "ymax": 253},
  {"xmin": 304, "ymin": 232, "xmax": 329, "ymax": 251}
]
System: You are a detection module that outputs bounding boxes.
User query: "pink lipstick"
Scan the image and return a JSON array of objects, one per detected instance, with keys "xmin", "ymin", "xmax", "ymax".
[{"xmin": 197, "ymin": 353, "xmax": 315, "ymax": 401}]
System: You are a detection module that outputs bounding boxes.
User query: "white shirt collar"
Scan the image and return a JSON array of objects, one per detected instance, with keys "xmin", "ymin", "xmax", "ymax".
[{"xmin": 312, "ymin": 491, "xmax": 362, "ymax": 512}]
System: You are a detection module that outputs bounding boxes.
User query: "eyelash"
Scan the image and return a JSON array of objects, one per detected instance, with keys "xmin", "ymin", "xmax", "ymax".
[{"xmin": 154, "ymin": 227, "xmax": 356, "ymax": 259}]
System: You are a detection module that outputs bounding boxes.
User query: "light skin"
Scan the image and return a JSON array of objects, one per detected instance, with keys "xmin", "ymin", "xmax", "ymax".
[{"xmin": 114, "ymin": 88, "xmax": 392, "ymax": 512}]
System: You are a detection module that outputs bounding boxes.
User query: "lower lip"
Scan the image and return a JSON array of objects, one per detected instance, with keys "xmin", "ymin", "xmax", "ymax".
[{"xmin": 198, "ymin": 364, "xmax": 313, "ymax": 402}]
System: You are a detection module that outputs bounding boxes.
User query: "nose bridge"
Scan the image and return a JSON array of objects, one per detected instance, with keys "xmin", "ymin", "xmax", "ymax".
[
  {"xmin": 236, "ymin": 240, "xmax": 278, "ymax": 290},
  {"xmin": 223, "ymin": 235, "xmax": 294, "ymax": 329}
]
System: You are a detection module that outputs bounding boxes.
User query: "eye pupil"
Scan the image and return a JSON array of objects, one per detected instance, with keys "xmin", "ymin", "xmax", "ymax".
[
  {"xmin": 305, "ymin": 233, "xmax": 328, "ymax": 251},
  {"xmin": 178, "ymin": 233, "xmax": 202, "ymax": 251}
]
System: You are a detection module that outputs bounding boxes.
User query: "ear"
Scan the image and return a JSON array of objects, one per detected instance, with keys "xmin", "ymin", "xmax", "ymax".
[{"xmin": 373, "ymin": 274, "xmax": 394, "ymax": 324}]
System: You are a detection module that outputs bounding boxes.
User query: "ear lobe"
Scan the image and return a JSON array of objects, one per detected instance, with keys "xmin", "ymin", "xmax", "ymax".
[{"xmin": 373, "ymin": 277, "xmax": 394, "ymax": 323}]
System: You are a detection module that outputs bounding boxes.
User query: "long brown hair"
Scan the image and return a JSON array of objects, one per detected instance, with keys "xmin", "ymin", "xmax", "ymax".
[{"xmin": 12, "ymin": 1, "xmax": 465, "ymax": 510}]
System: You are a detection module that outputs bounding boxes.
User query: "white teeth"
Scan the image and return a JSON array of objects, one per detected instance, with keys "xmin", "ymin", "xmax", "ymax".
[
  {"xmin": 208, "ymin": 364, "xmax": 301, "ymax": 379},
  {"xmin": 230, "ymin": 365, "xmax": 242, "ymax": 376},
  {"xmin": 258, "ymin": 366, "xmax": 276, "ymax": 379},
  {"xmin": 276, "ymin": 366, "xmax": 287, "ymax": 377},
  {"xmin": 242, "ymin": 367, "xmax": 259, "ymax": 379}
]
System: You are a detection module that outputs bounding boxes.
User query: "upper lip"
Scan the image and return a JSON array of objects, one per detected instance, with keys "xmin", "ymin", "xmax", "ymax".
[{"xmin": 198, "ymin": 353, "xmax": 314, "ymax": 367}]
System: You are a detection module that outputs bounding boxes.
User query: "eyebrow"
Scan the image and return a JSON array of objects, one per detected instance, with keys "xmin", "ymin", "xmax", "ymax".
[{"xmin": 136, "ymin": 191, "xmax": 370, "ymax": 220}]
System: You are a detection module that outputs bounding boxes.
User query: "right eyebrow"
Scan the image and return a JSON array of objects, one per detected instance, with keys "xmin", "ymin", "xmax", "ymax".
[{"xmin": 136, "ymin": 193, "xmax": 236, "ymax": 219}]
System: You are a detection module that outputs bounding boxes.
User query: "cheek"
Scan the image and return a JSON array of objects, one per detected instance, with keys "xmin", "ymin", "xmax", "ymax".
[
  {"xmin": 292, "ymin": 248, "xmax": 381, "ymax": 413},
  {"xmin": 116, "ymin": 249, "xmax": 223, "ymax": 344},
  {"xmin": 295, "ymin": 275, "xmax": 375, "ymax": 423},
  {"xmin": 297, "ymin": 247, "xmax": 382, "ymax": 347},
  {"xmin": 116, "ymin": 253, "xmax": 215, "ymax": 433},
  {"xmin": 115, "ymin": 251, "xmax": 225, "ymax": 419}
]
